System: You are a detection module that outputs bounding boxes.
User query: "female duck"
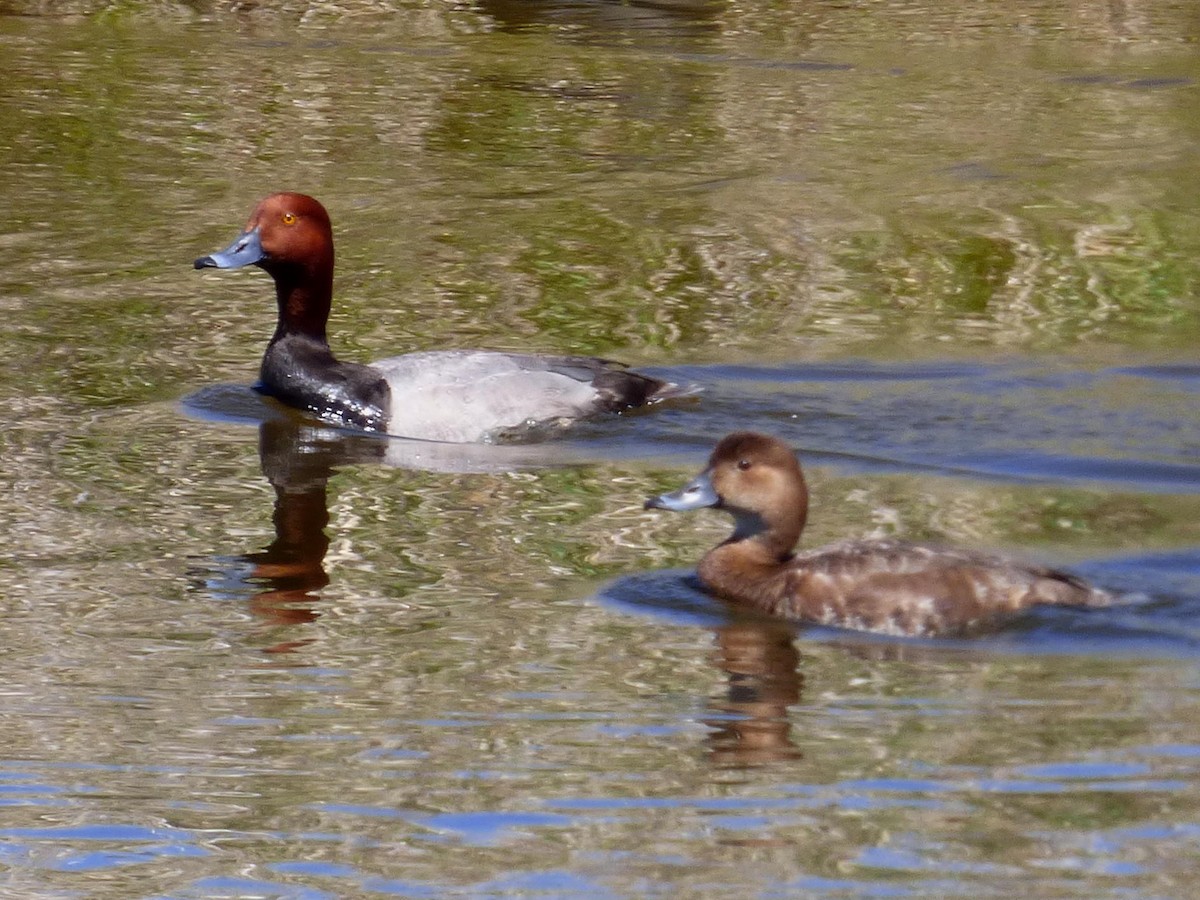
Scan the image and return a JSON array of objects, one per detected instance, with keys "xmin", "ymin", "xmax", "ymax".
[
  {"xmin": 645, "ymin": 432, "xmax": 1112, "ymax": 637},
  {"xmin": 195, "ymin": 193, "xmax": 689, "ymax": 443}
]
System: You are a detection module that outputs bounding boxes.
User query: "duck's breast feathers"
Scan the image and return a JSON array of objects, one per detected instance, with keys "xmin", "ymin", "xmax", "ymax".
[
  {"xmin": 367, "ymin": 350, "xmax": 681, "ymax": 443},
  {"xmin": 260, "ymin": 333, "xmax": 391, "ymax": 432}
]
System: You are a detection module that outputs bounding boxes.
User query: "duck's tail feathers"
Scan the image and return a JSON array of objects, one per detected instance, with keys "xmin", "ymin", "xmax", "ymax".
[{"xmin": 594, "ymin": 369, "xmax": 703, "ymax": 412}]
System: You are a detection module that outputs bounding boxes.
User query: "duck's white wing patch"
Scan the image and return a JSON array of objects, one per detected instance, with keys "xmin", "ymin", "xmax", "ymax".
[{"xmin": 370, "ymin": 351, "xmax": 604, "ymax": 443}]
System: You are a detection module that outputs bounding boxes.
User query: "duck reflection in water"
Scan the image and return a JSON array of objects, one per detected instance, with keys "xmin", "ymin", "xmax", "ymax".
[
  {"xmin": 706, "ymin": 619, "xmax": 804, "ymax": 767},
  {"xmin": 190, "ymin": 394, "xmax": 595, "ymax": 651},
  {"xmin": 213, "ymin": 418, "xmax": 388, "ymax": 652}
]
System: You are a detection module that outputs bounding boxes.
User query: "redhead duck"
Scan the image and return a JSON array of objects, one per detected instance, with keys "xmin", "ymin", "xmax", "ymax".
[
  {"xmin": 194, "ymin": 193, "xmax": 690, "ymax": 443},
  {"xmin": 645, "ymin": 432, "xmax": 1113, "ymax": 637}
]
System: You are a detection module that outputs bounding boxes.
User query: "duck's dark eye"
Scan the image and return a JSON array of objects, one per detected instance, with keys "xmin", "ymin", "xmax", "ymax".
[{"xmin": 737, "ymin": 458, "xmax": 752, "ymax": 471}]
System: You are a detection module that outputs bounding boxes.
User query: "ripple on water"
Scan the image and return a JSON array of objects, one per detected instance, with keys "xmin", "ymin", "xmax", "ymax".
[
  {"xmin": 660, "ymin": 358, "xmax": 1200, "ymax": 493},
  {"xmin": 599, "ymin": 547, "xmax": 1200, "ymax": 658},
  {"xmin": 181, "ymin": 358, "xmax": 1200, "ymax": 495}
]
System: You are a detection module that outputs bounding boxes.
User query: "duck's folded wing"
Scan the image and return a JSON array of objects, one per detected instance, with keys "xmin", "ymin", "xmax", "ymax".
[{"xmin": 781, "ymin": 539, "xmax": 1112, "ymax": 637}]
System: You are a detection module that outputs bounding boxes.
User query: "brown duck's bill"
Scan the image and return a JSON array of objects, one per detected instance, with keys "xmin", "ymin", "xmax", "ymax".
[{"xmin": 644, "ymin": 471, "xmax": 719, "ymax": 512}]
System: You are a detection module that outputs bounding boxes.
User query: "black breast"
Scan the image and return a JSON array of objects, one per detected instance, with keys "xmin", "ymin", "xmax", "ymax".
[{"xmin": 259, "ymin": 334, "xmax": 391, "ymax": 432}]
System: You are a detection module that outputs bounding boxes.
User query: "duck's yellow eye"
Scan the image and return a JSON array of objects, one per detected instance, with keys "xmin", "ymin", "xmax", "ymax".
[{"xmin": 282, "ymin": 212, "xmax": 297, "ymax": 225}]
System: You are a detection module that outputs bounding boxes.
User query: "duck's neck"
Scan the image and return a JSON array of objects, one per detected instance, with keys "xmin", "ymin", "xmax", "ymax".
[
  {"xmin": 260, "ymin": 262, "xmax": 336, "ymax": 394},
  {"xmin": 729, "ymin": 508, "xmax": 803, "ymax": 561},
  {"xmin": 698, "ymin": 511, "xmax": 804, "ymax": 612},
  {"xmin": 268, "ymin": 264, "xmax": 333, "ymax": 347},
  {"xmin": 256, "ymin": 264, "xmax": 392, "ymax": 433}
]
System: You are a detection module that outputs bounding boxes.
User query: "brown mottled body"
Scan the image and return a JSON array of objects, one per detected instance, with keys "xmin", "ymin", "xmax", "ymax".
[{"xmin": 647, "ymin": 432, "xmax": 1112, "ymax": 638}]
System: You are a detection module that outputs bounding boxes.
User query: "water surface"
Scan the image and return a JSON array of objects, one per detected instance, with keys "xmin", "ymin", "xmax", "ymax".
[{"xmin": 3, "ymin": 1, "xmax": 1200, "ymax": 897}]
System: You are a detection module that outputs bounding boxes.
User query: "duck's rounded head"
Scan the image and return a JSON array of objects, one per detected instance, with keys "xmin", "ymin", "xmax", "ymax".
[
  {"xmin": 707, "ymin": 431, "xmax": 806, "ymax": 516},
  {"xmin": 646, "ymin": 431, "xmax": 808, "ymax": 547},
  {"xmin": 194, "ymin": 192, "xmax": 333, "ymax": 277}
]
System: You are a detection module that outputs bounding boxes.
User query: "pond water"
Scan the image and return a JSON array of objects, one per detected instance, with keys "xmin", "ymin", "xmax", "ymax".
[{"xmin": 3, "ymin": 1, "xmax": 1200, "ymax": 897}]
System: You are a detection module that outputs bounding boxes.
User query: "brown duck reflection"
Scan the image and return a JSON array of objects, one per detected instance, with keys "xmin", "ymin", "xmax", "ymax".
[
  {"xmin": 703, "ymin": 618, "xmax": 962, "ymax": 767},
  {"xmin": 705, "ymin": 618, "xmax": 804, "ymax": 767},
  {"xmin": 233, "ymin": 418, "xmax": 386, "ymax": 648}
]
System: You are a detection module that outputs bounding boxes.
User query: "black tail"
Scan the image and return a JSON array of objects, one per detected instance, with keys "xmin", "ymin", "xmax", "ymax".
[
  {"xmin": 592, "ymin": 368, "xmax": 701, "ymax": 412},
  {"xmin": 520, "ymin": 353, "xmax": 700, "ymax": 413}
]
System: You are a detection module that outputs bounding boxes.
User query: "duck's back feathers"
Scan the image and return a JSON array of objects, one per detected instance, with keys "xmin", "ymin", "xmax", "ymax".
[
  {"xmin": 702, "ymin": 537, "xmax": 1112, "ymax": 637},
  {"xmin": 371, "ymin": 350, "xmax": 687, "ymax": 443}
]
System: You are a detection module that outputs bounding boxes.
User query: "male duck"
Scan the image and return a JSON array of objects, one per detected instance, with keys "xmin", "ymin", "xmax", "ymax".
[
  {"xmin": 195, "ymin": 193, "xmax": 689, "ymax": 443},
  {"xmin": 645, "ymin": 432, "xmax": 1113, "ymax": 637}
]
